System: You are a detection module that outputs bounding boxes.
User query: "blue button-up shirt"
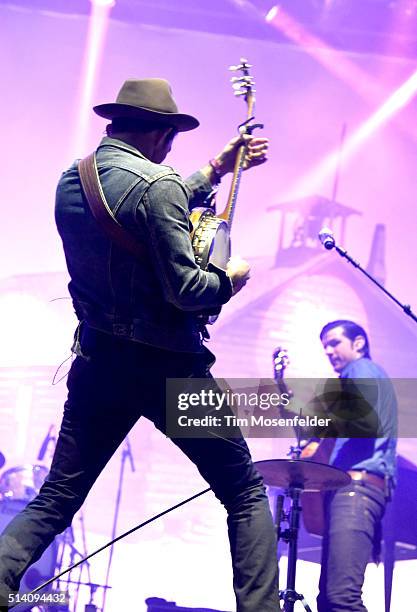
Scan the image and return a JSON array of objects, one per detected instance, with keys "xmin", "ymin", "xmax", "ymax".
[{"xmin": 330, "ymin": 357, "xmax": 397, "ymax": 481}]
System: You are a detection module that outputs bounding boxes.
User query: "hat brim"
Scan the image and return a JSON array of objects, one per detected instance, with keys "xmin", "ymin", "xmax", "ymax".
[{"xmin": 93, "ymin": 103, "xmax": 199, "ymax": 132}]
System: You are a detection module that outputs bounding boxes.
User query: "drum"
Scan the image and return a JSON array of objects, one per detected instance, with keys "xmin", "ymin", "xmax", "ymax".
[
  {"xmin": 0, "ymin": 464, "xmax": 48, "ymax": 502},
  {"xmin": 0, "ymin": 500, "xmax": 58, "ymax": 596}
]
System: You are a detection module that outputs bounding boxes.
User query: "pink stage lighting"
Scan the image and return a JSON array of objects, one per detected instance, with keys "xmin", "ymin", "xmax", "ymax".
[
  {"xmin": 265, "ymin": 5, "xmax": 279, "ymax": 22},
  {"xmin": 90, "ymin": 0, "xmax": 116, "ymax": 6},
  {"xmin": 285, "ymin": 66, "xmax": 417, "ymax": 198},
  {"xmin": 263, "ymin": 3, "xmax": 417, "ymax": 144},
  {"xmin": 71, "ymin": 0, "xmax": 115, "ymax": 157},
  {"xmin": 265, "ymin": 5, "xmax": 387, "ymax": 106},
  {"xmin": 260, "ymin": 3, "xmax": 417, "ymax": 197}
]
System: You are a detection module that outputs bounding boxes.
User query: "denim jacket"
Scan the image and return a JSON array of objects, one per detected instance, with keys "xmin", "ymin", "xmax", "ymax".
[{"xmin": 55, "ymin": 137, "xmax": 233, "ymax": 352}]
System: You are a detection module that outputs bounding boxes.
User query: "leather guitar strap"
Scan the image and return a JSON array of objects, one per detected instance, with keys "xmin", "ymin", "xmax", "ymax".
[{"xmin": 78, "ymin": 152, "xmax": 147, "ymax": 260}]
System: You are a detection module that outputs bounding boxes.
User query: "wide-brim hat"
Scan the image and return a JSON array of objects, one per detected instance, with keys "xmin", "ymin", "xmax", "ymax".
[{"xmin": 93, "ymin": 78, "xmax": 199, "ymax": 132}]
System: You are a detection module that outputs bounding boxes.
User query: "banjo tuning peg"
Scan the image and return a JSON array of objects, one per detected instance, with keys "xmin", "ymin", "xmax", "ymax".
[
  {"xmin": 232, "ymin": 81, "xmax": 249, "ymax": 89},
  {"xmin": 230, "ymin": 59, "xmax": 253, "ymax": 72}
]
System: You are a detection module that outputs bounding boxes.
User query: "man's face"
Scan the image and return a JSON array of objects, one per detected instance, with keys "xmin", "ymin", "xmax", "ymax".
[{"xmin": 321, "ymin": 325, "xmax": 365, "ymax": 373}]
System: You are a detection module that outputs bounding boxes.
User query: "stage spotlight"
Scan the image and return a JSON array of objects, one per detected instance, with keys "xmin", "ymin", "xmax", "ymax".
[
  {"xmin": 265, "ymin": 5, "xmax": 279, "ymax": 22},
  {"xmin": 90, "ymin": 0, "xmax": 116, "ymax": 6},
  {"xmin": 262, "ymin": 2, "xmax": 417, "ymax": 148},
  {"xmin": 283, "ymin": 66, "xmax": 417, "ymax": 199},
  {"xmin": 70, "ymin": 0, "xmax": 115, "ymax": 157}
]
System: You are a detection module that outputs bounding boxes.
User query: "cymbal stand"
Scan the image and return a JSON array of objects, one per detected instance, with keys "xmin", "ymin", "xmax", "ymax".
[
  {"xmin": 259, "ymin": 455, "xmax": 351, "ymax": 612},
  {"xmin": 276, "ymin": 483, "xmax": 312, "ymax": 612},
  {"xmin": 55, "ymin": 526, "xmax": 85, "ymax": 611},
  {"xmin": 57, "ymin": 579, "xmax": 109, "ymax": 612},
  {"xmin": 102, "ymin": 436, "xmax": 135, "ymax": 611},
  {"xmin": 289, "ymin": 409, "xmax": 308, "ymax": 461}
]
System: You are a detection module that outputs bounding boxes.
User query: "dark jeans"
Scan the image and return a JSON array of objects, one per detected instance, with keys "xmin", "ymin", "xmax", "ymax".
[
  {"xmin": 0, "ymin": 327, "xmax": 279, "ymax": 611},
  {"xmin": 317, "ymin": 481, "xmax": 386, "ymax": 612}
]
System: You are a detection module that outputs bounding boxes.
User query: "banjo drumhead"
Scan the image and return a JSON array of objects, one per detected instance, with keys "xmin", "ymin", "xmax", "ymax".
[
  {"xmin": 191, "ymin": 209, "xmax": 230, "ymax": 271},
  {"xmin": 208, "ymin": 222, "xmax": 230, "ymax": 269}
]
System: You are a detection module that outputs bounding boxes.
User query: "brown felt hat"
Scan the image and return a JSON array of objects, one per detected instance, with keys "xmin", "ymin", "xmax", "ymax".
[{"xmin": 93, "ymin": 78, "xmax": 199, "ymax": 132}]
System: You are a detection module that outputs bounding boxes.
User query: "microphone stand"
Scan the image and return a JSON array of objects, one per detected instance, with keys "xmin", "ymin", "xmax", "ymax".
[
  {"xmin": 79, "ymin": 511, "xmax": 93, "ymax": 588},
  {"xmin": 101, "ymin": 436, "xmax": 136, "ymax": 611},
  {"xmin": 321, "ymin": 236, "xmax": 417, "ymax": 325},
  {"xmin": 37, "ymin": 425, "xmax": 56, "ymax": 462}
]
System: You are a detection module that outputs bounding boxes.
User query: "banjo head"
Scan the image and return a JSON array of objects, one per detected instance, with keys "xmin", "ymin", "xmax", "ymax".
[
  {"xmin": 191, "ymin": 208, "xmax": 230, "ymax": 270},
  {"xmin": 209, "ymin": 221, "xmax": 230, "ymax": 269}
]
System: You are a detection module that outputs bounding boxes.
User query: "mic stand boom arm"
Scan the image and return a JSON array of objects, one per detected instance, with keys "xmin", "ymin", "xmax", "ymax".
[{"xmin": 328, "ymin": 240, "xmax": 417, "ymax": 325}]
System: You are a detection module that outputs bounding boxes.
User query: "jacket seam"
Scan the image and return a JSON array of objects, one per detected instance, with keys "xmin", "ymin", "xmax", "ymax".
[
  {"xmin": 97, "ymin": 161, "xmax": 179, "ymax": 185},
  {"xmin": 112, "ymin": 176, "xmax": 143, "ymax": 216}
]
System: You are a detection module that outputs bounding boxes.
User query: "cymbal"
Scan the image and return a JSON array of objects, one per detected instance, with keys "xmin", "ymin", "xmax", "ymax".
[
  {"xmin": 0, "ymin": 451, "xmax": 5, "ymax": 469},
  {"xmin": 255, "ymin": 459, "xmax": 351, "ymax": 492}
]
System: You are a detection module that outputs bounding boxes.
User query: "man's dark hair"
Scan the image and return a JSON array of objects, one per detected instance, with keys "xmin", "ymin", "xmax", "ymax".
[{"xmin": 320, "ymin": 320, "xmax": 371, "ymax": 359}]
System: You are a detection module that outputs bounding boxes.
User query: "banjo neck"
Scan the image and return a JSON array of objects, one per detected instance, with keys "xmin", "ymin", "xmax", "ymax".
[
  {"xmin": 217, "ymin": 59, "xmax": 258, "ymax": 228},
  {"xmin": 190, "ymin": 60, "xmax": 260, "ymax": 323}
]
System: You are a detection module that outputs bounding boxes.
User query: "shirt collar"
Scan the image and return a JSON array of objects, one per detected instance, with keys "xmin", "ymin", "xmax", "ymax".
[
  {"xmin": 98, "ymin": 136, "xmax": 150, "ymax": 162},
  {"xmin": 339, "ymin": 356, "xmax": 366, "ymax": 378}
]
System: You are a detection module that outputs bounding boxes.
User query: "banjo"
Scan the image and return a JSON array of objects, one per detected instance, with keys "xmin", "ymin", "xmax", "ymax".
[{"xmin": 190, "ymin": 58, "xmax": 262, "ymax": 278}]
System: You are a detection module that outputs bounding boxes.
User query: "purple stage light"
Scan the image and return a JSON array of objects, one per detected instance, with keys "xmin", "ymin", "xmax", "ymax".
[
  {"xmin": 283, "ymin": 66, "xmax": 417, "ymax": 199},
  {"xmin": 70, "ymin": 0, "xmax": 115, "ymax": 157},
  {"xmin": 265, "ymin": 5, "xmax": 279, "ymax": 22},
  {"xmin": 90, "ymin": 0, "xmax": 115, "ymax": 7}
]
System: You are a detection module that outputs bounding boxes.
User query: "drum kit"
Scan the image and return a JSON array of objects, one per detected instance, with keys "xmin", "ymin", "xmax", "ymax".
[
  {"xmin": 0, "ymin": 442, "xmax": 351, "ymax": 612},
  {"xmin": 0, "ymin": 448, "xmax": 109, "ymax": 612},
  {"xmin": 0, "ymin": 454, "xmax": 59, "ymax": 607},
  {"xmin": 255, "ymin": 453, "xmax": 351, "ymax": 612}
]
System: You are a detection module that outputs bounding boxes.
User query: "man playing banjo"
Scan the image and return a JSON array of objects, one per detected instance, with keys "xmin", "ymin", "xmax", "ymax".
[{"xmin": 0, "ymin": 78, "xmax": 280, "ymax": 612}]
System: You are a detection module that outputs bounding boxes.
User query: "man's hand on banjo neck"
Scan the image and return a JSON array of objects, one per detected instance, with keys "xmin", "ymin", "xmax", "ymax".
[{"xmin": 201, "ymin": 133, "xmax": 269, "ymax": 184}]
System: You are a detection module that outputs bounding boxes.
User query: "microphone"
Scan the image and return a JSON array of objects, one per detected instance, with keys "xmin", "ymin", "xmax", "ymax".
[{"xmin": 318, "ymin": 227, "xmax": 336, "ymax": 250}]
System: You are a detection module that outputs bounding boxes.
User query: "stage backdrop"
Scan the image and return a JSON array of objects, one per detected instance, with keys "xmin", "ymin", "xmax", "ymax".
[{"xmin": 1, "ymin": 4, "xmax": 416, "ymax": 611}]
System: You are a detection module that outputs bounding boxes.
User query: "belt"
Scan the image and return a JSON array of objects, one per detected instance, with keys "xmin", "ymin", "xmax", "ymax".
[{"xmin": 348, "ymin": 470, "xmax": 385, "ymax": 491}]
